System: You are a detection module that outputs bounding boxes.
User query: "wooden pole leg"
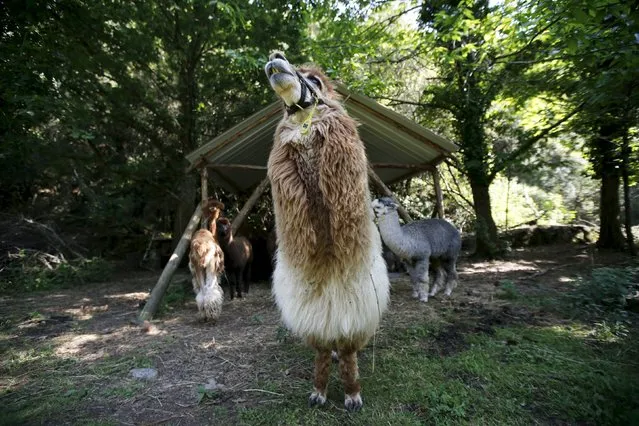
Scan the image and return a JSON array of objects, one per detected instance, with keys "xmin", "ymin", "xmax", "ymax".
[{"xmin": 139, "ymin": 205, "xmax": 202, "ymax": 322}]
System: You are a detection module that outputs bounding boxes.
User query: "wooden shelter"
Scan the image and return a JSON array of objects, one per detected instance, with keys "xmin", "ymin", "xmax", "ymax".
[{"xmin": 139, "ymin": 84, "xmax": 458, "ymax": 320}]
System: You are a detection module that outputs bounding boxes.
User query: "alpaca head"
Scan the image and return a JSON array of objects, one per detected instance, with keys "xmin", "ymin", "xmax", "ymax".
[
  {"xmin": 204, "ymin": 199, "xmax": 225, "ymax": 221},
  {"xmin": 371, "ymin": 197, "xmax": 398, "ymax": 217},
  {"xmin": 265, "ymin": 51, "xmax": 336, "ymax": 112},
  {"xmin": 216, "ymin": 217, "xmax": 232, "ymax": 242}
]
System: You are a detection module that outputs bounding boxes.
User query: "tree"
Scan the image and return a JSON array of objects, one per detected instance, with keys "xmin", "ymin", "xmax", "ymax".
[
  {"xmin": 1, "ymin": 0, "xmax": 310, "ymax": 254},
  {"xmin": 417, "ymin": 0, "xmax": 576, "ymax": 258},
  {"xmin": 540, "ymin": 0, "xmax": 639, "ymax": 251}
]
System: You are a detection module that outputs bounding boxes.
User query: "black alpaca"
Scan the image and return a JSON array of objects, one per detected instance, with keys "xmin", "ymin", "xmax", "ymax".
[{"xmin": 216, "ymin": 218, "xmax": 253, "ymax": 299}]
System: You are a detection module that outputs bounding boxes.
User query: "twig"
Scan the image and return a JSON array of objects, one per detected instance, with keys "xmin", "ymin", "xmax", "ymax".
[{"xmin": 242, "ymin": 388, "xmax": 284, "ymax": 396}]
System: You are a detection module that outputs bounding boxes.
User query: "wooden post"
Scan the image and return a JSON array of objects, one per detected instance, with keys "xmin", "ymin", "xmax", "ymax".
[
  {"xmin": 200, "ymin": 167, "xmax": 209, "ymax": 228},
  {"xmin": 139, "ymin": 205, "xmax": 202, "ymax": 322},
  {"xmin": 367, "ymin": 165, "xmax": 412, "ymax": 223},
  {"xmin": 431, "ymin": 168, "xmax": 444, "ymax": 218},
  {"xmin": 231, "ymin": 177, "xmax": 270, "ymax": 234}
]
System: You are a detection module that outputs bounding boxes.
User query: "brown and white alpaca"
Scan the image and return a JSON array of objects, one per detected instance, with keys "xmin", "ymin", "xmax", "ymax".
[
  {"xmin": 265, "ymin": 52, "xmax": 390, "ymax": 411},
  {"xmin": 216, "ymin": 217, "xmax": 253, "ymax": 299},
  {"xmin": 189, "ymin": 200, "xmax": 225, "ymax": 322}
]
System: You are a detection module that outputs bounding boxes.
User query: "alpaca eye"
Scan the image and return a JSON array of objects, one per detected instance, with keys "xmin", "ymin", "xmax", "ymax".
[{"xmin": 307, "ymin": 76, "xmax": 322, "ymax": 89}]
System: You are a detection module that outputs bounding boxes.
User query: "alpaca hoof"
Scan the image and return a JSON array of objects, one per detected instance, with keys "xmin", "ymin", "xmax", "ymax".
[
  {"xmin": 308, "ymin": 391, "xmax": 327, "ymax": 407},
  {"xmin": 331, "ymin": 350, "xmax": 339, "ymax": 362},
  {"xmin": 419, "ymin": 295, "xmax": 429, "ymax": 303},
  {"xmin": 411, "ymin": 291, "xmax": 419, "ymax": 299},
  {"xmin": 344, "ymin": 393, "xmax": 362, "ymax": 412},
  {"xmin": 444, "ymin": 289, "xmax": 453, "ymax": 297}
]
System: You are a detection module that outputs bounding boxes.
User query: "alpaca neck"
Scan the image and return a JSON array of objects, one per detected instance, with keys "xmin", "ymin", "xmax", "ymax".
[
  {"xmin": 220, "ymin": 232, "xmax": 233, "ymax": 248},
  {"xmin": 377, "ymin": 211, "xmax": 410, "ymax": 259},
  {"xmin": 208, "ymin": 211, "xmax": 220, "ymax": 238}
]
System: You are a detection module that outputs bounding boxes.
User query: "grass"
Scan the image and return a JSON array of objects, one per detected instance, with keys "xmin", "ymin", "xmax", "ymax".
[
  {"xmin": 0, "ymin": 342, "xmax": 155, "ymax": 424},
  {"xmin": 234, "ymin": 320, "xmax": 639, "ymax": 426},
  {"xmin": 1, "ymin": 261, "xmax": 637, "ymax": 425}
]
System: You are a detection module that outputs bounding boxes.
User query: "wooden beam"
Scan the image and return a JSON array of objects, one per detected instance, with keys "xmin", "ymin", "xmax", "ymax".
[
  {"xmin": 431, "ymin": 168, "xmax": 444, "ymax": 218},
  {"xmin": 139, "ymin": 205, "xmax": 202, "ymax": 322},
  {"xmin": 208, "ymin": 164, "xmax": 267, "ymax": 171},
  {"xmin": 367, "ymin": 165, "xmax": 412, "ymax": 223},
  {"xmin": 370, "ymin": 162, "xmax": 435, "ymax": 171},
  {"xmin": 200, "ymin": 167, "xmax": 209, "ymax": 228},
  {"xmin": 231, "ymin": 177, "xmax": 270, "ymax": 234}
]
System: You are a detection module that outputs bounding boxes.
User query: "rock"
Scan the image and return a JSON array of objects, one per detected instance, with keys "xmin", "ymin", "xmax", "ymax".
[
  {"xmin": 204, "ymin": 378, "xmax": 225, "ymax": 391},
  {"xmin": 130, "ymin": 368, "xmax": 158, "ymax": 381}
]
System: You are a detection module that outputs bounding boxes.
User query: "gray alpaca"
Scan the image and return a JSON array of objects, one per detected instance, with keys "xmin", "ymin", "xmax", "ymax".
[{"xmin": 372, "ymin": 197, "xmax": 461, "ymax": 302}]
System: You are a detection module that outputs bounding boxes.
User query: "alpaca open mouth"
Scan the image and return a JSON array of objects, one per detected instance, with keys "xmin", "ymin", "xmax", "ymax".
[{"xmin": 265, "ymin": 62, "xmax": 294, "ymax": 78}]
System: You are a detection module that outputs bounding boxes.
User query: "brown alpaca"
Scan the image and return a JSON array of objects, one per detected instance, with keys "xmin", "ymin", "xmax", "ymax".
[
  {"xmin": 189, "ymin": 200, "xmax": 225, "ymax": 321},
  {"xmin": 216, "ymin": 217, "xmax": 253, "ymax": 300},
  {"xmin": 265, "ymin": 52, "xmax": 390, "ymax": 411}
]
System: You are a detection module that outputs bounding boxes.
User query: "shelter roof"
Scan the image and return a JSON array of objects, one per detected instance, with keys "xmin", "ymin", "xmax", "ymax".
[{"xmin": 185, "ymin": 83, "xmax": 458, "ymax": 193}]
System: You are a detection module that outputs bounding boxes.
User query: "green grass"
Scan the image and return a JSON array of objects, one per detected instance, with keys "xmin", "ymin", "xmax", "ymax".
[
  {"xmin": 0, "ymin": 255, "xmax": 113, "ymax": 293},
  {"xmin": 235, "ymin": 320, "xmax": 639, "ymax": 426},
  {"xmin": 1, "ymin": 265, "xmax": 637, "ymax": 425},
  {"xmin": 0, "ymin": 345, "xmax": 154, "ymax": 424}
]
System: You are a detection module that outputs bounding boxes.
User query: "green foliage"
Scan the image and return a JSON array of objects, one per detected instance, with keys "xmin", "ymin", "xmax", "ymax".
[
  {"xmin": 1, "ymin": 254, "xmax": 112, "ymax": 293},
  {"xmin": 196, "ymin": 385, "xmax": 221, "ymax": 404},
  {"xmin": 0, "ymin": 0, "xmax": 310, "ymax": 253},
  {"xmin": 567, "ymin": 266, "xmax": 637, "ymax": 319},
  {"xmin": 496, "ymin": 280, "xmax": 520, "ymax": 300}
]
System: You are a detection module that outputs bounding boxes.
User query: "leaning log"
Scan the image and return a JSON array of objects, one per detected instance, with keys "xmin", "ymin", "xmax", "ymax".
[{"xmin": 139, "ymin": 205, "xmax": 202, "ymax": 321}]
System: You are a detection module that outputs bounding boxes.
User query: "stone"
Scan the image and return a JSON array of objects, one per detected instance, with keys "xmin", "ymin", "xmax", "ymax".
[{"xmin": 130, "ymin": 368, "xmax": 158, "ymax": 381}]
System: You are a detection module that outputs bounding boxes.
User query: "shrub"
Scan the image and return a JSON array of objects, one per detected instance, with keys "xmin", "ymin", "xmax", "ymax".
[
  {"xmin": 567, "ymin": 267, "xmax": 637, "ymax": 319},
  {"xmin": 0, "ymin": 251, "xmax": 112, "ymax": 293}
]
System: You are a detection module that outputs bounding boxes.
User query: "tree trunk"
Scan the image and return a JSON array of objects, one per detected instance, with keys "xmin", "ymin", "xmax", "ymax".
[
  {"xmin": 621, "ymin": 133, "xmax": 636, "ymax": 256},
  {"xmin": 595, "ymin": 125, "xmax": 624, "ymax": 250},
  {"xmin": 457, "ymin": 98, "xmax": 501, "ymax": 259},
  {"xmin": 470, "ymin": 179, "xmax": 500, "ymax": 259},
  {"xmin": 171, "ymin": 42, "xmax": 201, "ymax": 251}
]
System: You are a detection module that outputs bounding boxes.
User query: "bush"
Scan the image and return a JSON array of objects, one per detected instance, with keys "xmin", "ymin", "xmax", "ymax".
[
  {"xmin": 0, "ymin": 250, "xmax": 112, "ymax": 293},
  {"xmin": 567, "ymin": 267, "xmax": 637, "ymax": 319}
]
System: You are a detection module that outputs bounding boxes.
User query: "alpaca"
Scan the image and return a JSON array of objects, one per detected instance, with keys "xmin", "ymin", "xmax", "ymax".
[
  {"xmin": 265, "ymin": 51, "xmax": 390, "ymax": 412},
  {"xmin": 189, "ymin": 200, "xmax": 226, "ymax": 321},
  {"xmin": 372, "ymin": 197, "xmax": 461, "ymax": 302},
  {"xmin": 216, "ymin": 217, "xmax": 253, "ymax": 300}
]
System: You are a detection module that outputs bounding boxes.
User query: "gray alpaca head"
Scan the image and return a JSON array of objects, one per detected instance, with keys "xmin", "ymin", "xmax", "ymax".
[{"xmin": 371, "ymin": 197, "xmax": 398, "ymax": 217}]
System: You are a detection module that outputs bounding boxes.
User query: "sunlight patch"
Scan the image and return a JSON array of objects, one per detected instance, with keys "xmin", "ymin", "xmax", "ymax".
[
  {"xmin": 104, "ymin": 292, "xmax": 148, "ymax": 302},
  {"xmin": 55, "ymin": 333, "xmax": 103, "ymax": 359}
]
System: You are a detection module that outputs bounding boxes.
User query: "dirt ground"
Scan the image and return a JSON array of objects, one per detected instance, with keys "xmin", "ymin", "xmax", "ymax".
[{"xmin": 0, "ymin": 243, "xmax": 633, "ymax": 425}]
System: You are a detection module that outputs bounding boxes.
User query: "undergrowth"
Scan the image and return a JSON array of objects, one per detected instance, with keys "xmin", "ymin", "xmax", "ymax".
[{"xmin": 0, "ymin": 252, "xmax": 112, "ymax": 293}]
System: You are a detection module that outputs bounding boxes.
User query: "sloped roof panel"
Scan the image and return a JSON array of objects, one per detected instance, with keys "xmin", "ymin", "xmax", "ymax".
[{"xmin": 186, "ymin": 84, "xmax": 457, "ymax": 193}]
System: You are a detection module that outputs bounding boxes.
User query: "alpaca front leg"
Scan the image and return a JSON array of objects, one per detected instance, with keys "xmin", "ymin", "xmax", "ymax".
[
  {"xmin": 338, "ymin": 349, "xmax": 362, "ymax": 412},
  {"xmin": 222, "ymin": 274, "xmax": 233, "ymax": 300},
  {"xmin": 405, "ymin": 263, "xmax": 420, "ymax": 299},
  {"xmin": 309, "ymin": 348, "xmax": 331, "ymax": 407},
  {"xmin": 413, "ymin": 259, "xmax": 430, "ymax": 302},
  {"xmin": 429, "ymin": 267, "xmax": 445, "ymax": 297},
  {"xmin": 443, "ymin": 259, "xmax": 459, "ymax": 296},
  {"xmin": 234, "ymin": 271, "xmax": 243, "ymax": 299}
]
